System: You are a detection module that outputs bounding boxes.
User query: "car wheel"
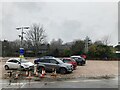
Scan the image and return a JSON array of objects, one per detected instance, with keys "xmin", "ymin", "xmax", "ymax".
[
  {"xmin": 78, "ymin": 62, "xmax": 81, "ymax": 65},
  {"xmin": 5, "ymin": 65, "xmax": 9, "ymax": 70},
  {"xmin": 21, "ymin": 66, "xmax": 24, "ymax": 68},
  {"xmin": 60, "ymin": 68, "xmax": 67, "ymax": 74},
  {"xmin": 20, "ymin": 66, "xmax": 24, "ymax": 70}
]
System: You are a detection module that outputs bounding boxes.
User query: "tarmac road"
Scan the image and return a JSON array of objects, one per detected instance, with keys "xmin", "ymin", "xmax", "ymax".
[{"xmin": 1, "ymin": 76, "xmax": 119, "ymax": 89}]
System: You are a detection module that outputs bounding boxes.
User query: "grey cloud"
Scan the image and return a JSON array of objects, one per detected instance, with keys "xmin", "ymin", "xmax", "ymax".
[
  {"xmin": 1, "ymin": 2, "xmax": 118, "ymax": 46},
  {"xmin": 14, "ymin": 2, "xmax": 45, "ymax": 12}
]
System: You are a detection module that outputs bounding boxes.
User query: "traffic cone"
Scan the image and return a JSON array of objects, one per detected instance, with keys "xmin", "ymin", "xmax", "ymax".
[
  {"xmin": 26, "ymin": 71, "xmax": 32, "ymax": 86},
  {"xmin": 15, "ymin": 72, "xmax": 19, "ymax": 79},
  {"xmin": 34, "ymin": 66, "xmax": 37, "ymax": 75},
  {"xmin": 35, "ymin": 71, "xmax": 39, "ymax": 77},
  {"xmin": 51, "ymin": 68, "xmax": 57, "ymax": 77},
  {"xmin": 28, "ymin": 71, "xmax": 31, "ymax": 77},
  {"xmin": 25, "ymin": 70, "xmax": 29, "ymax": 76},
  {"xmin": 54, "ymin": 69, "xmax": 57, "ymax": 76},
  {"xmin": 40, "ymin": 68, "xmax": 45, "ymax": 78},
  {"xmin": 43, "ymin": 68, "xmax": 46, "ymax": 75}
]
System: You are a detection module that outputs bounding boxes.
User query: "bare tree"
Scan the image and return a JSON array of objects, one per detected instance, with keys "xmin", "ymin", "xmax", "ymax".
[
  {"xmin": 101, "ymin": 35, "xmax": 111, "ymax": 45},
  {"xmin": 50, "ymin": 38, "xmax": 63, "ymax": 50},
  {"xmin": 25, "ymin": 23, "xmax": 47, "ymax": 56}
]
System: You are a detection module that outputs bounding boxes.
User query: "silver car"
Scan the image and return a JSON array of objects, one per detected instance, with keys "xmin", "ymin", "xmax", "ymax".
[{"xmin": 35, "ymin": 57, "xmax": 73, "ymax": 74}]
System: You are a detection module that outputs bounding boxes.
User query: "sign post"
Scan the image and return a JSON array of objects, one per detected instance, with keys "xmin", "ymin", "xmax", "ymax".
[{"xmin": 19, "ymin": 48, "xmax": 24, "ymax": 70}]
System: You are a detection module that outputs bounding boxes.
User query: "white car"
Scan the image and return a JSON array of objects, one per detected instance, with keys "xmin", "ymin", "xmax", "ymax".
[{"xmin": 4, "ymin": 58, "xmax": 34, "ymax": 70}]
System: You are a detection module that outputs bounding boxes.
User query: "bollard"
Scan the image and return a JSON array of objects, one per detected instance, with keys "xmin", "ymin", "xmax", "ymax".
[{"xmin": 26, "ymin": 71, "xmax": 32, "ymax": 86}]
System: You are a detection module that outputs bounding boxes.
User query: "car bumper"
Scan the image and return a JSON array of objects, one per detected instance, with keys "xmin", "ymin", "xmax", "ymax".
[
  {"xmin": 76, "ymin": 61, "xmax": 86, "ymax": 65},
  {"xmin": 24, "ymin": 65, "xmax": 34, "ymax": 70},
  {"xmin": 66, "ymin": 67, "xmax": 73, "ymax": 72},
  {"xmin": 82, "ymin": 61, "xmax": 86, "ymax": 64},
  {"xmin": 73, "ymin": 65, "xmax": 77, "ymax": 70},
  {"xmin": 67, "ymin": 69, "xmax": 73, "ymax": 72}
]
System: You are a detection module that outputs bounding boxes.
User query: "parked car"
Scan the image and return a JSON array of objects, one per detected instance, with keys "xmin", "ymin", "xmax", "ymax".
[
  {"xmin": 34, "ymin": 56, "xmax": 54, "ymax": 64},
  {"xmin": 34, "ymin": 57, "xmax": 73, "ymax": 74},
  {"xmin": 4, "ymin": 58, "xmax": 34, "ymax": 70},
  {"xmin": 62, "ymin": 58, "xmax": 77, "ymax": 70},
  {"xmin": 71, "ymin": 56, "xmax": 86, "ymax": 66}
]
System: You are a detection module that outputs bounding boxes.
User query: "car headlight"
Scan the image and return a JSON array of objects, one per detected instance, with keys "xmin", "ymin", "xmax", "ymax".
[{"xmin": 67, "ymin": 66, "xmax": 71, "ymax": 69}]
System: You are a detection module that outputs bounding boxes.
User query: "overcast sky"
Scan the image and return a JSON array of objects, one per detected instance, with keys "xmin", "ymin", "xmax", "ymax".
[{"xmin": 1, "ymin": 1, "xmax": 118, "ymax": 45}]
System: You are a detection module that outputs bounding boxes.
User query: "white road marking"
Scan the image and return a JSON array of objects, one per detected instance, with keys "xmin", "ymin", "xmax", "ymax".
[
  {"xmin": 21, "ymin": 81, "xmax": 56, "ymax": 88},
  {"xmin": 63, "ymin": 79, "xmax": 102, "ymax": 83},
  {"xmin": 83, "ymin": 80, "xmax": 101, "ymax": 82},
  {"xmin": 0, "ymin": 83, "xmax": 23, "ymax": 84},
  {"xmin": 21, "ymin": 83, "xmax": 27, "ymax": 88},
  {"xmin": 64, "ymin": 80, "xmax": 79, "ymax": 83}
]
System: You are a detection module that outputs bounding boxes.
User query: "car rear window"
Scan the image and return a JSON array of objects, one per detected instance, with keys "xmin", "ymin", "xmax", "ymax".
[{"xmin": 63, "ymin": 59, "xmax": 70, "ymax": 63}]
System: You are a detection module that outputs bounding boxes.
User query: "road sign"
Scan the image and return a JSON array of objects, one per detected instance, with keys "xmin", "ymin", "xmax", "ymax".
[{"xmin": 20, "ymin": 48, "xmax": 24, "ymax": 55}]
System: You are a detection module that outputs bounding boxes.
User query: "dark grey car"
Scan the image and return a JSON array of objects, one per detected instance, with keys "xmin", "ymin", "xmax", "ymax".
[{"xmin": 36, "ymin": 57, "xmax": 73, "ymax": 74}]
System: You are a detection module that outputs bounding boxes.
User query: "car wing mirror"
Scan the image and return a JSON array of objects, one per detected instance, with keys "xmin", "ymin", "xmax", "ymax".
[
  {"xmin": 56, "ymin": 62, "xmax": 59, "ymax": 64},
  {"xmin": 18, "ymin": 62, "xmax": 21, "ymax": 64}
]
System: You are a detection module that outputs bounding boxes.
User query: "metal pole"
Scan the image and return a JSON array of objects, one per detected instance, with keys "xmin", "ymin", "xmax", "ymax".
[
  {"xmin": 21, "ymin": 27, "xmax": 24, "ymax": 48},
  {"xmin": 85, "ymin": 36, "xmax": 88, "ymax": 53}
]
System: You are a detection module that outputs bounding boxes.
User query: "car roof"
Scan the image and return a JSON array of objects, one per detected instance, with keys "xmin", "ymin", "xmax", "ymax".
[
  {"xmin": 7, "ymin": 58, "xmax": 26, "ymax": 61},
  {"xmin": 40, "ymin": 56, "xmax": 55, "ymax": 59},
  {"xmin": 63, "ymin": 58, "xmax": 71, "ymax": 60},
  {"xmin": 71, "ymin": 56, "xmax": 82, "ymax": 58}
]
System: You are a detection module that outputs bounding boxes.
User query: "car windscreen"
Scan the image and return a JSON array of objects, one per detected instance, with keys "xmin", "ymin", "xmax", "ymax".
[
  {"xmin": 72, "ymin": 57, "xmax": 82, "ymax": 61},
  {"xmin": 21, "ymin": 59, "xmax": 29, "ymax": 63},
  {"xmin": 63, "ymin": 59, "xmax": 71, "ymax": 63},
  {"xmin": 69, "ymin": 58, "xmax": 76, "ymax": 61},
  {"xmin": 56, "ymin": 58, "xmax": 64, "ymax": 64}
]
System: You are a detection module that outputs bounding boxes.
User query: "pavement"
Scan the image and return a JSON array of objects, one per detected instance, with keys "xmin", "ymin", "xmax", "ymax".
[
  {"xmin": 0, "ymin": 76, "xmax": 119, "ymax": 89},
  {"xmin": 0, "ymin": 58, "xmax": 119, "ymax": 89}
]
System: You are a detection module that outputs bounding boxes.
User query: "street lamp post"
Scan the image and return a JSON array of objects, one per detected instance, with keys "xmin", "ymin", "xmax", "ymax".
[
  {"xmin": 84, "ymin": 36, "xmax": 91, "ymax": 53},
  {"xmin": 16, "ymin": 26, "xmax": 29, "ymax": 48},
  {"xmin": 16, "ymin": 26, "xmax": 29, "ymax": 70},
  {"xmin": 85, "ymin": 36, "xmax": 89, "ymax": 53}
]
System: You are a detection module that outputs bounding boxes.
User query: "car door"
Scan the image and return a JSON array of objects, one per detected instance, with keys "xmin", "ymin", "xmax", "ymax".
[
  {"xmin": 49, "ymin": 59, "xmax": 59, "ymax": 71},
  {"xmin": 11, "ymin": 60, "xmax": 20, "ymax": 69},
  {"xmin": 7, "ymin": 60, "xmax": 14, "ymax": 69},
  {"xmin": 40, "ymin": 59, "xmax": 51, "ymax": 71}
]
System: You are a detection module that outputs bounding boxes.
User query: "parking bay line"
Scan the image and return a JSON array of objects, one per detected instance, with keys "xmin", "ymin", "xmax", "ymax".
[{"xmin": 21, "ymin": 81, "xmax": 56, "ymax": 88}]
